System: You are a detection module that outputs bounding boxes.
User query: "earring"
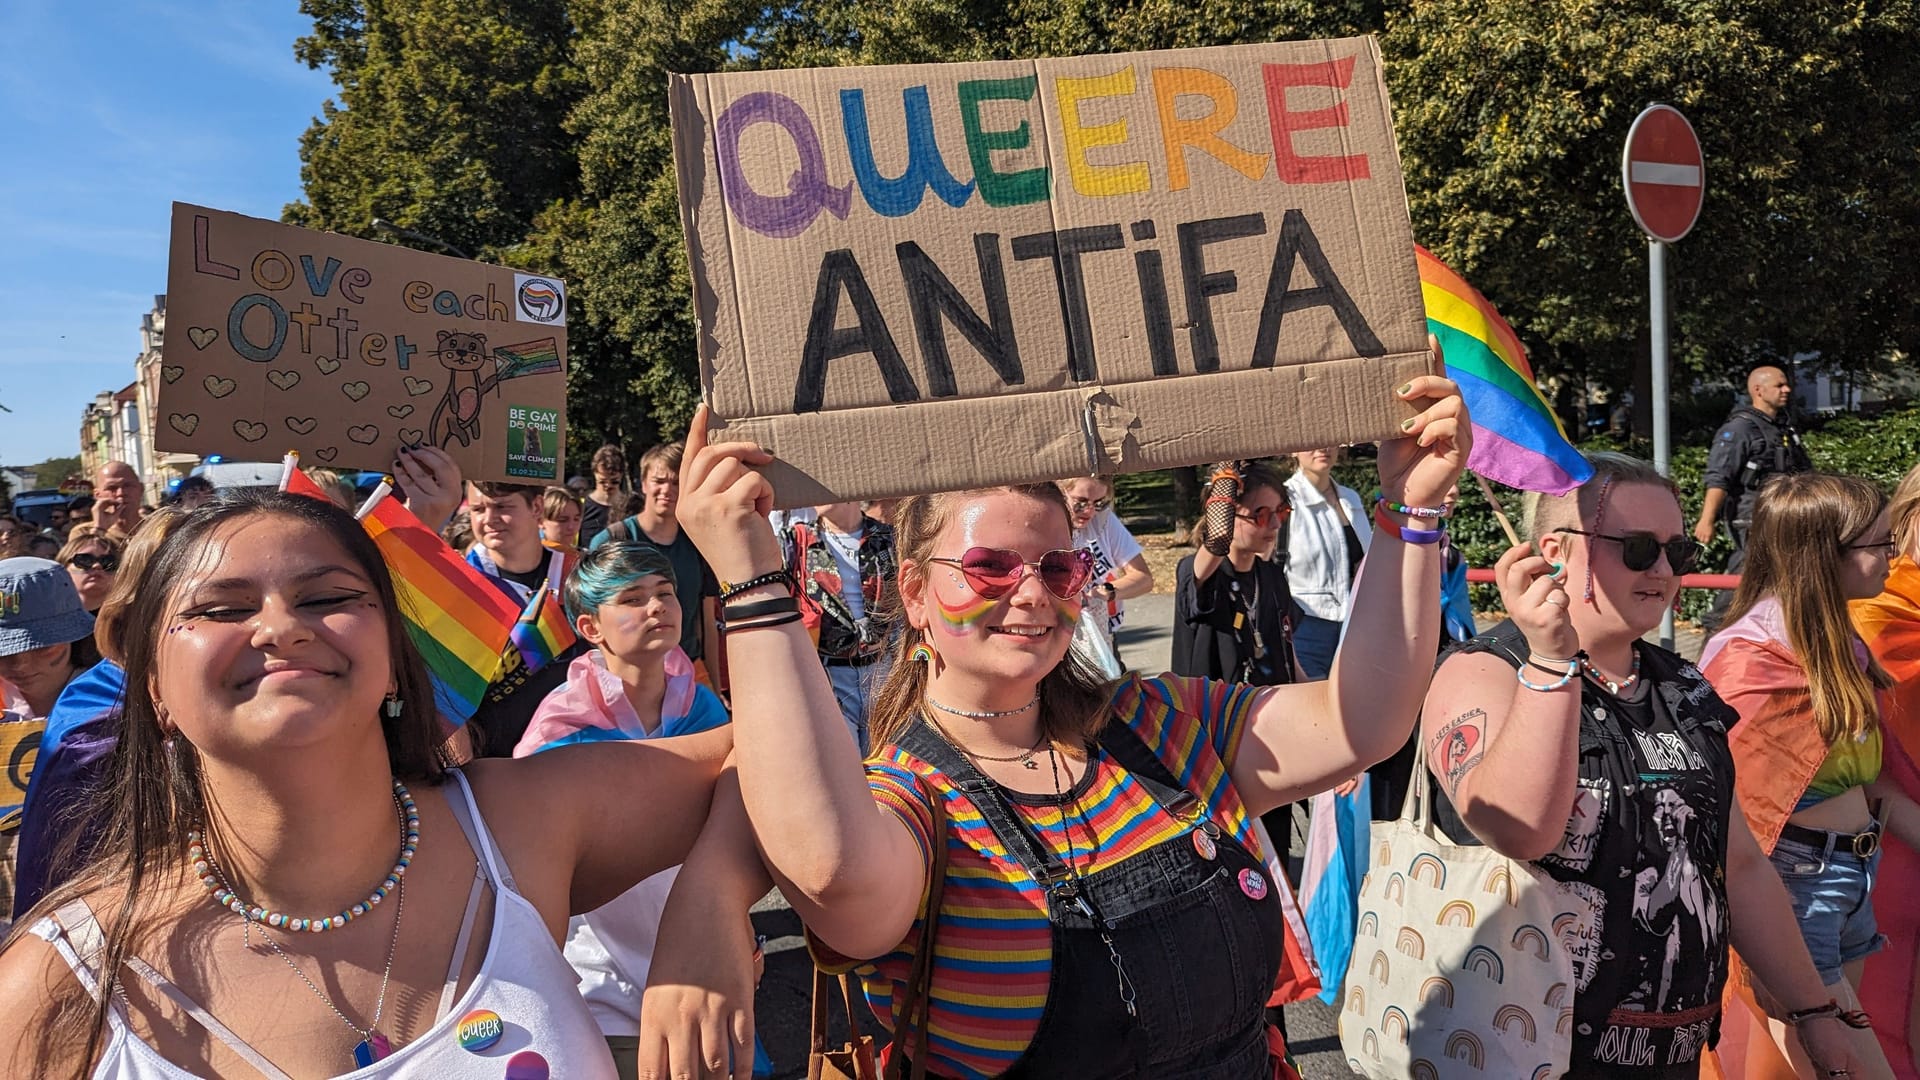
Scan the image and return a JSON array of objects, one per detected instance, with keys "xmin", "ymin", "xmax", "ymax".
[
  {"xmin": 910, "ymin": 640, "xmax": 936, "ymax": 664},
  {"xmin": 383, "ymin": 695, "xmax": 403, "ymax": 719}
]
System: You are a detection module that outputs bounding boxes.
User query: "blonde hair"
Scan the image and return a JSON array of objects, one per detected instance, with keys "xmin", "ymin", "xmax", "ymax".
[
  {"xmin": 1889, "ymin": 461, "xmax": 1920, "ymax": 557},
  {"xmin": 1725, "ymin": 472, "xmax": 1892, "ymax": 745},
  {"xmin": 868, "ymin": 485, "xmax": 1117, "ymax": 752},
  {"xmin": 93, "ymin": 508, "xmax": 188, "ymax": 666},
  {"xmin": 1520, "ymin": 452, "xmax": 1677, "ymax": 544}
]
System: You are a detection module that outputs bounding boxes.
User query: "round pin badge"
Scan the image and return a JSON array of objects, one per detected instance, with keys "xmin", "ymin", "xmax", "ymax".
[
  {"xmin": 457, "ymin": 1009, "xmax": 504, "ymax": 1053},
  {"xmin": 1191, "ymin": 828, "xmax": 1218, "ymax": 861},
  {"xmin": 1238, "ymin": 868, "xmax": 1268, "ymax": 901},
  {"xmin": 503, "ymin": 1050, "xmax": 550, "ymax": 1080}
]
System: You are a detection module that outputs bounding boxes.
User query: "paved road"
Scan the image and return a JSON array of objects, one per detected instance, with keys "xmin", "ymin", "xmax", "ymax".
[{"xmin": 748, "ymin": 597, "xmax": 1705, "ymax": 1077}]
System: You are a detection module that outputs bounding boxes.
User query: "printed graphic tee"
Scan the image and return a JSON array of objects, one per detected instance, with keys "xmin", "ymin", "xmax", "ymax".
[
  {"xmin": 1535, "ymin": 664, "xmax": 1735, "ymax": 1070},
  {"xmin": 1073, "ymin": 511, "xmax": 1143, "ymax": 634}
]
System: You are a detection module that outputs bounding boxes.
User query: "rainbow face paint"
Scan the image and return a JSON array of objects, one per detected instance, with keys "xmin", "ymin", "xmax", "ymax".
[{"xmin": 932, "ymin": 574, "xmax": 999, "ymax": 633}]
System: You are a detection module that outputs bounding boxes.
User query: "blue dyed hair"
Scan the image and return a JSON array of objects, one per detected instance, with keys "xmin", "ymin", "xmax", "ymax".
[{"xmin": 563, "ymin": 541, "xmax": 678, "ymax": 624}]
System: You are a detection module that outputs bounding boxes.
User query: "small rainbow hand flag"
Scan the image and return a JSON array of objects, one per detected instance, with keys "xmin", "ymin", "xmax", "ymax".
[
  {"xmin": 509, "ymin": 547, "xmax": 578, "ymax": 675},
  {"xmin": 280, "ymin": 456, "xmax": 518, "ymax": 728},
  {"xmin": 1418, "ymin": 247, "xmax": 1593, "ymax": 495}
]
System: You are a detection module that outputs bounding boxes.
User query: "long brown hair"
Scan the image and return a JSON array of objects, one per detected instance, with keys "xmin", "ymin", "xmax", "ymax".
[
  {"xmin": 1725, "ymin": 472, "xmax": 1892, "ymax": 744},
  {"xmin": 6, "ymin": 492, "xmax": 450, "ymax": 1071},
  {"xmin": 868, "ymin": 484, "xmax": 1118, "ymax": 753}
]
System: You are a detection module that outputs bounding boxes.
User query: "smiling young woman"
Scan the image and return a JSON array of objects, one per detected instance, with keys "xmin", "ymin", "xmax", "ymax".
[
  {"xmin": 0, "ymin": 492, "xmax": 732, "ymax": 1079},
  {"xmin": 634, "ymin": 360, "xmax": 1473, "ymax": 1079}
]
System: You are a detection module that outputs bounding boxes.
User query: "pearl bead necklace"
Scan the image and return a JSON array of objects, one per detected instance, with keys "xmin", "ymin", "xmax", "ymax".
[{"xmin": 188, "ymin": 780, "xmax": 419, "ymax": 933}]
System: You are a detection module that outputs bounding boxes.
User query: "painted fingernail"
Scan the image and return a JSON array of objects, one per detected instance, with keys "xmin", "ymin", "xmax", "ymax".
[
  {"xmin": 1397, "ymin": 382, "xmax": 1414, "ymax": 396},
  {"xmin": 1400, "ymin": 417, "xmax": 1418, "ymax": 432}
]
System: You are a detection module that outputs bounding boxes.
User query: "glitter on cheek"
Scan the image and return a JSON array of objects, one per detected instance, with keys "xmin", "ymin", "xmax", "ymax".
[{"xmin": 1052, "ymin": 596, "xmax": 1084, "ymax": 624}]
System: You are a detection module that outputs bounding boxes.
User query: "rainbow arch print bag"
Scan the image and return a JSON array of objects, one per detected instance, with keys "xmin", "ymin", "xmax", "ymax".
[{"xmin": 1337, "ymin": 735, "xmax": 1581, "ymax": 1079}]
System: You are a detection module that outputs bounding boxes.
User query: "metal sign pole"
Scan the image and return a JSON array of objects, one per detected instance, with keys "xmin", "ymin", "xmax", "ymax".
[{"xmin": 1649, "ymin": 238, "xmax": 1675, "ymax": 649}]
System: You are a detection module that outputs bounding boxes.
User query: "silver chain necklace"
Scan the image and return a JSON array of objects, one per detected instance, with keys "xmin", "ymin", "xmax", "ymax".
[
  {"xmin": 1047, "ymin": 742, "xmax": 1137, "ymax": 1017},
  {"xmin": 925, "ymin": 710, "xmax": 1050, "ymax": 769},
  {"xmin": 203, "ymin": 814, "xmax": 407, "ymax": 1067},
  {"xmin": 924, "ymin": 693, "xmax": 1039, "ymax": 719}
]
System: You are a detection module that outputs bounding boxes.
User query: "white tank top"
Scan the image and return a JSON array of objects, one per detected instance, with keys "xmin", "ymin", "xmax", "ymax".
[{"xmin": 32, "ymin": 770, "xmax": 618, "ymax": 1079}]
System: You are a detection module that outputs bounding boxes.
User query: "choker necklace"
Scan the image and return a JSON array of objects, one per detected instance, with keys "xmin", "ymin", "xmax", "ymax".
[
  {"xmin": 189, "ymin": 779, "xmax": 419, "ymax": 933},
  {"xmin": 1580, "ymin": 649, "xmax": 1642, "ymax": 696},
  {"xmin": 925, "ymin": 693, "xmax": 1039, "ymax": 720},
  {"xmin": 925, "ymin": 711, "xmax": 1050, "ymax": 769}
]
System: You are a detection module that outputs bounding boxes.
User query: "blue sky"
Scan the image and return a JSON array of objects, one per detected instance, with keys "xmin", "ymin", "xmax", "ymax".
[{"xmin": 0, "ymin": 0, "xmax": 332, "ymax": 468}]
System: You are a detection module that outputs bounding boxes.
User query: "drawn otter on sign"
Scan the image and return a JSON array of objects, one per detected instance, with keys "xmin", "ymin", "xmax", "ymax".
[{"xmin": 428, "ymin": 330, "xmax": 501, "ymax": 449}]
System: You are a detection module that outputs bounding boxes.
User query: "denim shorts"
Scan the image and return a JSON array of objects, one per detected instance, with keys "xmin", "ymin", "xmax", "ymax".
[{"xmin": 1769, "ymin": 830, "xmax": 1887, "ymax": 985}]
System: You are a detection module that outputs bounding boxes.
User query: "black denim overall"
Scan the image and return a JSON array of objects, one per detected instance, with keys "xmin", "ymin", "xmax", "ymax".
[{"xmin": 895, "ymin": 717, "xmax": 1284, "ymax": 1078}]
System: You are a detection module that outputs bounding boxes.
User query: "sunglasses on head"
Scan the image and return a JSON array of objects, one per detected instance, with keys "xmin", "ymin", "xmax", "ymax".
[
  {"xmin": 1556, "ymin": 529, "xmax": 1701, "ymax": 575},
  {"xmin": 929, "ymin": 546, "xmax": 1094, "ymax": 601},
  {"xmin": 67, "ymin": 553, "xmax": 119, "ymax": 572},
  {"xmin": 1069, "ymin": 497, "xmax": 1112, "ymax": 514},
  {"xmin": 1235, "ymin": 505, "xmax": 1292, "ymax": 528}
]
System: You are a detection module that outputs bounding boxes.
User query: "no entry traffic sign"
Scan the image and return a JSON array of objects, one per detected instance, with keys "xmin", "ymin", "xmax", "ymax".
[{"xmin": 1622, "ymin": 104, "xmax": 1704, "ymax": 243}]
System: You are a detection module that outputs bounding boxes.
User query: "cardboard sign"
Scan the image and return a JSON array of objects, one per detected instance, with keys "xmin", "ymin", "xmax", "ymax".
[
  {"xmin": 671, "ymin": 37, "xmax": 1432, "ymax": 505},
  {"xmin": 0, "ymin": 719, "xmax": 44, "ymax": 831},
  {"xmin": 160, "ymin": 205, "xmax": 569, "ymax": 483}
]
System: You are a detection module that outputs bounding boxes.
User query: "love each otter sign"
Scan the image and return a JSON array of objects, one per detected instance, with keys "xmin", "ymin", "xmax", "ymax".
[{"xmin": 159, "ymin": 204, "xmax": 569, "ymax": 483}]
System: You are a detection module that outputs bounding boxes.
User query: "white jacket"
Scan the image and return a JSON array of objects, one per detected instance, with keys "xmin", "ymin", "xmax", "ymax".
[{"xmin": 1284, "ymin": 472, "xmax": 1370, "ymax": 622}]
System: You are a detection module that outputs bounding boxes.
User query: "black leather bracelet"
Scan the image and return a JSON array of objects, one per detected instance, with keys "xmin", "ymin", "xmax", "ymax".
[
  {"xmin": 724, "ymin": 596, "xmax": 800, "ymax": 621},
  {"xmin": 718, "ymin": 571, "xmax": 792, "ymax": 601},
  {"xmin": 722, "ymin": 611, "xmax": 804, "ymax": 633}
]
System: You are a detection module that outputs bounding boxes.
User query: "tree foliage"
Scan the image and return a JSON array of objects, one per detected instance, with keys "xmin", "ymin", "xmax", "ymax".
[{"xmin": 285, "ymin": 0, "xmax": 1920, "ymax": 472}]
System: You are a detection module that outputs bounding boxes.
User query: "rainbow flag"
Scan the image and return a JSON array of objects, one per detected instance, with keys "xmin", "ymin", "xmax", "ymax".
[
  {"xmin": 1418, "ymin": 246, "xmax": 1593, "ymax": 495},
  {"xmin": 509, "ymin": 548, "xmax": 578, "ymax": 674},
  {"xmin": 359, "ymin": 492, "xmax": 521, "ymax": 728}
]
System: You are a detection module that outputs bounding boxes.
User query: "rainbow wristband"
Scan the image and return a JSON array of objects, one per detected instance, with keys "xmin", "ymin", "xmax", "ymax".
[{"xmin": 1373, "ymin": 504, "xmax": 1443, "ymax": 544}]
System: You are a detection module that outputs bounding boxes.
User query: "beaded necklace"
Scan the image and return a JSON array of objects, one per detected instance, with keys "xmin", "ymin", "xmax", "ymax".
[
  {"xmin": 189, "ymin": 779, "xmax": 419, "ymax": 932},
  {"xmin": 1580, "ymin": 647, "xmax": 1643, "ymax": 696},
  {"xmin": 191, "ymin": 780, "xmax": 417, "ymax": 1066}
]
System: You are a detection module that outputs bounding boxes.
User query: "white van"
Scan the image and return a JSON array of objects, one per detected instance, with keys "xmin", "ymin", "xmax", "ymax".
[{"xmin": 189, "ymin": 460, "xmax": 284, "ymax": 492}]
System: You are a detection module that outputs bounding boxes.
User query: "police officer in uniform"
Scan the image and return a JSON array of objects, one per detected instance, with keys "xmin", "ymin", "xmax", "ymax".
[{"xmin": 1696, "ymin": 364, "xmax": 1813, "ymax": 629}]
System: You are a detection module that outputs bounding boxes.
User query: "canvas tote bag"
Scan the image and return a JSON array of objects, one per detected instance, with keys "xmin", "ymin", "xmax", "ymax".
[{"xmin": 1338, "ymin": 733, "xmax": 1580, "ymax": 1079}]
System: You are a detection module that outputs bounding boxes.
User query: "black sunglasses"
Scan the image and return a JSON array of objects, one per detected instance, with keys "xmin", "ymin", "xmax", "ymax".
[
  {"xmin": 1555, "ymin": 529, "xmax": 1701, "ymax": 575},
  {"xmin": 66, "ymin": 553, "xmax": 120, "ymax": 572}
]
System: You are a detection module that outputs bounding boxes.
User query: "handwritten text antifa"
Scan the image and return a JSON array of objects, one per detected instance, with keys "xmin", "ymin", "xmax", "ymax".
[
  {"xmin": 190, "ymin": 214, "xmax": 507, "ymax": 370},
  {"xmin": 710, "ymin": 58, "xmax": 1391, "ymax": 414}
]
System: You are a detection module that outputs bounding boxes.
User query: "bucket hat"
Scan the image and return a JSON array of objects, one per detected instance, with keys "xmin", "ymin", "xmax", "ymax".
[{"xmin": 0, "ymin": 557, "xmax": 96, "ymax": 656}]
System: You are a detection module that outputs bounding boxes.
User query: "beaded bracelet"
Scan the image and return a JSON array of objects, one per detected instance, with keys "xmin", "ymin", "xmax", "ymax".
[
  {"xmin": 719, "ymin": 571, "xmax": 793, "ymax": 601},
  {"xmin": 1381, "ymin": 500, "xmax": 1448, "ymax": 519},
  {"xmin": 1517, "ymin": 655, "xmax": 1579, "ymax": 692},
  {"xmin": 724, "ymin": 596, "xmax": 800, "ymax": 621},
  {"xmin": 1372, "ymin": 504, "xmax": 1444, "ymax": 544}
]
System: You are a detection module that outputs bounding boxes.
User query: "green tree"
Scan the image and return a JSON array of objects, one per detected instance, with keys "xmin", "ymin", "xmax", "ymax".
[
  {"xmin": 285, "ymin": 0, "xmax": 583, "ymax": 262},
  {"xmin": 29, "ymin": 456, "xmax": 83, "ymax": 489},
  {"xmin": 1384, "ymin": 0, "xmax": 1920, "ymax": 414}
]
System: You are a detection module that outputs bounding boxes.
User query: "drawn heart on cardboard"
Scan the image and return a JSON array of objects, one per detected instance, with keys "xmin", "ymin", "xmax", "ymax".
[
  {"xmin": 168, "ymin": 413, "xmax": 200, "ymax": 436},
  {"xmin": 267, "ymin": 370, "xmax": 301, "ymax": 391},
  {"xmin": 386, "ymin": 404, "xmax": 414, "ymax": 419},
  {"xmin": 403, "ymin": 377, "xmax": 434, "ymax": 397},
  {"xmin": 399, "ymin": 428, "xmax": 425, "ymax": 446},
  {"xmin": 202, "ymin": 375, "xmax": 237, "ymax": 399},
  {"xmin": 188, "ymin": 327, "xmax": 219, "ymax": 350},
  {"xmin": 315, "ymin": 356, "xmax": 342, "ymax": 375},
  {"xmin": 342, "ymin": 381, "xmax": 370, "ymax": 402},
  {"xmin": 347, "ymin": 425, "xmax": 381, "ymax": 445},
  {"xmin": 314, "ymin": 447, "xmax": 338, "ymax": 462},
  {"xmin": 162, "ymin": 365, "xmax": 184, "ymax": 384},
  {"xmin": 232, "ymin": 420, "xmax": 268, "ymax": 443},
  {"xmin": 286, "ymin": 417, "xmax": 317, "ymax": 435}
]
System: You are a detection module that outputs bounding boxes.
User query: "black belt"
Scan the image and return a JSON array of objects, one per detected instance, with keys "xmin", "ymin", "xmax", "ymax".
[
  {"xmin": 823, "ymin": 652, "xmax": 883, "ymax": 668},
  {"xmin": 1779, "ymin": 820, "xmax": 1880, "ymax": 859}
]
